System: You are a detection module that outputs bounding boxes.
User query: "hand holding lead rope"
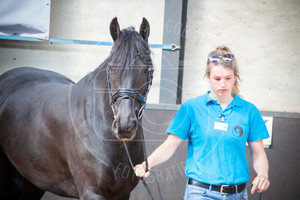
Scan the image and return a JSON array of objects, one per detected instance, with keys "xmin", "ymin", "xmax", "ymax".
[{"xmin": 134, "ymin": 161, "xmax": 151, "ymax": 178}]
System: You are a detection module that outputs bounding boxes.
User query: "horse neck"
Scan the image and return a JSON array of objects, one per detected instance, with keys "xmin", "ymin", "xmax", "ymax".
[
  {"xmin": 71, "ymin": 60, "xmax": 114, "ymax": 127},
  {"xmin": 73, "ymin": 61, "xmax": 109, "ymax": 100}
]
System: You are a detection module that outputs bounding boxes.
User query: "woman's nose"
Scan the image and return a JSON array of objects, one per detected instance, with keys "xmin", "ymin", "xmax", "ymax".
[{"xmin": 220, "ymin": 79, "xmax": 225, "ymax": 87}]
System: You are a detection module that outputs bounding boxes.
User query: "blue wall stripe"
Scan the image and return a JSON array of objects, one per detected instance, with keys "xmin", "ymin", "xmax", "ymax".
[{"xmin": 0, "ymin": 35, "xmax": 174, "ymax": 50}]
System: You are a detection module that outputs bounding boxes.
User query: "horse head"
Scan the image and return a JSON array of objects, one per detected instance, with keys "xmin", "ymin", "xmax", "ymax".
[{"xmin": 107, "ymin": 17, "xmax": 153, "ymax": 141}]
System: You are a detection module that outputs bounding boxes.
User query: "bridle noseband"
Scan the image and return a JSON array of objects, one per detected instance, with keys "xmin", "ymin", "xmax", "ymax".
[{"xmin": 106, "ymin": 62, "xmax": 153, "ymax": 120}]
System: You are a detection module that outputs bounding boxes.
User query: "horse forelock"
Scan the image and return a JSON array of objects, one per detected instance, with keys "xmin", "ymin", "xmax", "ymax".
[{"xmin": 109, "ymin": 27, "xmax": 152, "ymax": 71}]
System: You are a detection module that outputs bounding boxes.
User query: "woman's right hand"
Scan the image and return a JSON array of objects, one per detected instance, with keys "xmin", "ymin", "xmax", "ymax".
[{"xmin": 134, "ymin": 162, "xmax": 151, "ymax": 178}]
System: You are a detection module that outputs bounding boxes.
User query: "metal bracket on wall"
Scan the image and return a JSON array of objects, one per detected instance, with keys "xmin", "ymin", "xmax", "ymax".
[
  {"xmin": 0, "ymin": 35, "xmax": 181, "ymax": 51},
  {"xmin": 171, "ymin": 43, "xmax": 181, "ymax": 51}
]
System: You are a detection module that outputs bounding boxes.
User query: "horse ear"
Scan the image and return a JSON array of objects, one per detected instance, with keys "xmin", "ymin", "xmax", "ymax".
[
  {"xmin": 110, "ymin": 17, "xmax": 121, "ymax": 41},
  {"xmin": 139, "ymin": 17, "xmax": 150, "ymax": 42}
]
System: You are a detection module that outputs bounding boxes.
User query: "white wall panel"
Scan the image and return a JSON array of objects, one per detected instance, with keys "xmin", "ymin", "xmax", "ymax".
[{"xmin": 183, "ymin": 0, "xmax": 300, "ymax": 113}]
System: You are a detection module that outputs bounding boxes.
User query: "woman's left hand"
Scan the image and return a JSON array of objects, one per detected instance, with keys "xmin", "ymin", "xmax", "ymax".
[{"xmin": 251, "ymin": 174, "xmax": 270, "ymax": 194}]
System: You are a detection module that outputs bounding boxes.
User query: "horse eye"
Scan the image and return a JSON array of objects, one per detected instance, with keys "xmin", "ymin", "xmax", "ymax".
[{"xmin": 135, "ymin": 52, "xmax": 140, "ymax": 58}]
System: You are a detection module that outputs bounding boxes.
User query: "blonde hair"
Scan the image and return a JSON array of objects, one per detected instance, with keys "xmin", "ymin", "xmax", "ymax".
[{"xmin": 205, "ymin": 45, "xmax": 240, "ymax": 96}]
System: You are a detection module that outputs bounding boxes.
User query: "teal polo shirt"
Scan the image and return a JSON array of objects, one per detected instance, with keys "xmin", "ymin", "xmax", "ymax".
[{"xmin": 166, "ymin": 91, "xmax": 269, "ymax": 185}]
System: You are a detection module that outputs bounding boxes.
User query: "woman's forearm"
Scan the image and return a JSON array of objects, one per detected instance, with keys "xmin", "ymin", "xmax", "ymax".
[
  {"xmin": 250, "ymin": 140, "xmax": 270, "ymax": 194},
  {"xmin": 254, "ymin": 153, "xmax": 268, "ymax": 177},
  {"xmin": 147, "ymin": 134, "xmax": 182, "ymax": 169},
  {"xmin": 251, "ymin": 141, "xmax": 269, "ymax": 177},
  {"xmin": 135, "ymin": 134, "xmax": 182, "ymax": 177}
]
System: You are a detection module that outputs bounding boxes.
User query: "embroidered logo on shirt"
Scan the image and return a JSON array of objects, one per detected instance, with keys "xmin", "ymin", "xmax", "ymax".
[{"xmin": 232, "ymin": 125, "xmax": 243, "ymax": 137}]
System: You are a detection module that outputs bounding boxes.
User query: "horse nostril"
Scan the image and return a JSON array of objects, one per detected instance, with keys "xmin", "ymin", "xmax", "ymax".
[
  {"xmin": 112, "ymin": 120, "xmax": 119, "ymax": 134},
  {"xmin": 131, "ymin": 119, "xmax": 138, "ymax": 132}
]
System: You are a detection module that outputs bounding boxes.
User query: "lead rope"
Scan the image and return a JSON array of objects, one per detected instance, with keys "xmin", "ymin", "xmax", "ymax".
[
  {"xmin": 139, "ymin": 120, "xmax": 163, "ymax": 200},
  {"xmin": 123, "ymin": 141, "xmax": 155, "ymax": 200},
  {"xmin": 122, "ymin": 120, "xmax": 162, "ymax": 200}
]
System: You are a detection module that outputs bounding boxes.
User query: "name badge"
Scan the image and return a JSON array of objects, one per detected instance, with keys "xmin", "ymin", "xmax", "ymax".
[{"xmin": 214, "ymin": 122, "xmax": 228, "ymax": 131}]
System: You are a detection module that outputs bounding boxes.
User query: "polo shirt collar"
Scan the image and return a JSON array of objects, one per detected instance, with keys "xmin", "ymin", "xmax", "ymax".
[
  {"xmin": 204, "ymin": 91, "xmax": 217, "ymax": 105},
  {"xmin": 204, "ymin": 91, "xmax": 242, "ymax": 108}
]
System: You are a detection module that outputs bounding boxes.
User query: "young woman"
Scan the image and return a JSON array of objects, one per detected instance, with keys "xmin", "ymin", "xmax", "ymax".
[{"xmin": 135, "ymin": 46, "xmax": 270, "ymax": 199}]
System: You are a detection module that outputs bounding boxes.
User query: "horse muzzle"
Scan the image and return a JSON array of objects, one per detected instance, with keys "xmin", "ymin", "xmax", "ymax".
[{"xmin": 112, "ymin": 116, "xmax": 138, "ymax": 141}]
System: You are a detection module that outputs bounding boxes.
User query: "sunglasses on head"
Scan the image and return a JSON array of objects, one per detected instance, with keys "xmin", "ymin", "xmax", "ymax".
[{"xmin": 208, "ymin": 54, "xmax": 234, "ymax": 63}]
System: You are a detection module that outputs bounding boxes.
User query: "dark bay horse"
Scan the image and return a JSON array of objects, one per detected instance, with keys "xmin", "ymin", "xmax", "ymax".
[{"xmin": 0, "ymin": 17, "xmax": 153, "ymax": 200}]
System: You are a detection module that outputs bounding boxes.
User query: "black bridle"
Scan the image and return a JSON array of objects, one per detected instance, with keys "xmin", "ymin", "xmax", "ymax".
[{"xmin": 106, "ymin": 61, "xmax": 153, "ymax": 120}]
